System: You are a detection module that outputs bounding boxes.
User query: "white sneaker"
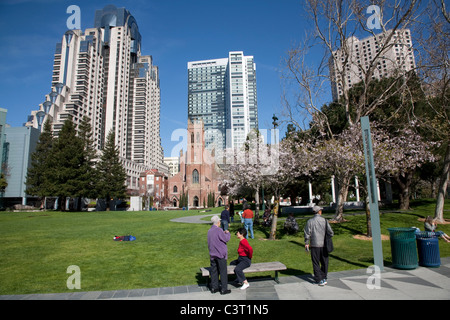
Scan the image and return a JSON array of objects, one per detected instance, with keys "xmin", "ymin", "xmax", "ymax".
[{"xmin": 240, "ymin": 282, "xmax": 250, "ymax": 290}]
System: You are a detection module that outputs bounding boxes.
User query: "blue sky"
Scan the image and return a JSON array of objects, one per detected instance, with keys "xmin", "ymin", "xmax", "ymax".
[{"xmin": 0, "ymin": 0, "xmax": 319, "ymax": 156}]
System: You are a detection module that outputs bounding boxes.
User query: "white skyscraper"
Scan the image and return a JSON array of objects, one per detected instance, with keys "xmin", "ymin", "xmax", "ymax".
[
  {"xmin": 25, "ymin": 5, "xmax": 166, "ymax": 191},
  {"xmin": 330, "ymin": 29, "xmax": 416, "ymax": 101},
  {"xmin": 188, "ymin": 51, "xmax": 258, "ymax": 151}
]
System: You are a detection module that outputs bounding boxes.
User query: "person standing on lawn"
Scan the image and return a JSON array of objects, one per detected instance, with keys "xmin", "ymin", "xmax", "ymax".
[
  {"xmin": 207, "ymin": 215, "xmax": 231, "ymax": 294},
  {"xmin": 242, "ymin": 204, "xmax": 254, "ymax": 239},
  {"xmin": 230, "ymin": 228, "xmax": 253, "ymax": 290},
  {"xmin": 220, "ymin": 205, "xmax": 231, "ymax": 231},
  {"xmin": 304, "ymin": 205, "xmax": 334, "ymax": 286}
]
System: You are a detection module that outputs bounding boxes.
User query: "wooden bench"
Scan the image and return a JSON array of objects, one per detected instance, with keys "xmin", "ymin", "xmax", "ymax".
[{"xmin": 200, "ymin": 261, "xmax": 287, "ymax": 286}]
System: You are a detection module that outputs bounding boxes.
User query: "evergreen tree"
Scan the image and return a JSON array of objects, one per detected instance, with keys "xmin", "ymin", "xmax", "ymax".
[
  {"xmin": 96, "ymin": 130, "xmax": 127, "ymax": 205},
  {"xmin": 26, "ymin": 120, "xmax": 54, "ymax": 200},
  {"xmin": 77, "ymin": 116, "xmax": 100, "ymax": 200},
  {"xmin": 0, "ymin": 173, "xmax": 7, "ymax": 193},
  {"xmin": 48, "ymin": 119, "xmax": 85, "ymax": 210}
]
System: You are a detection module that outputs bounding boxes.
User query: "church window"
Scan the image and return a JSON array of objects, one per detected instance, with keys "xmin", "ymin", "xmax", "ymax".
[{"xmin": 193, "ymin": 169, "xmax": 199, "ymax": 184}]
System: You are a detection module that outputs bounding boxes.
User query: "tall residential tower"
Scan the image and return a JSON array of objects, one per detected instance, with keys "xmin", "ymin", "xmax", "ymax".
[
  {"xmin": 188, "ymin": 51, "xmax": 258, "ymax": 151},
  {"xmin": 26, "ymin": 5, "xmax": 166, "ymax": 191},
  {"xmin": 329, "ymin": 29, "xmax": 416, "ymax": 101}
]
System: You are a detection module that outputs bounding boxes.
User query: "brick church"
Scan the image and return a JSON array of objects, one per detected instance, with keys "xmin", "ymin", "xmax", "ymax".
[{"xmin": 168, "ymin": 120, "xmax": 226, "ymax": 208}]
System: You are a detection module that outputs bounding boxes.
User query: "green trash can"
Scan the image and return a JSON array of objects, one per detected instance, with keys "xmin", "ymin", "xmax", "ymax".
[
  {"xmin": 387, "ymin": 228, "xmax": 418, "ymax": 269},
  {"xmin": 415, "ymin": 232, "xmax": 441, "ymax": 267}
]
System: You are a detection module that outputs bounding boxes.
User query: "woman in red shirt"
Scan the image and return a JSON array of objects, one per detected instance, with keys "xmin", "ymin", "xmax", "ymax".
[{"xmin": 230, "ymin": 227, "xmax": 253, "ymax": 290}]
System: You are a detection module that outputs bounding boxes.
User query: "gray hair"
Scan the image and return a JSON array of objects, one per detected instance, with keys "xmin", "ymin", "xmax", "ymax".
[{"xmin": 211, "ymin": 215, "xmax": 220, "ymax": 225}]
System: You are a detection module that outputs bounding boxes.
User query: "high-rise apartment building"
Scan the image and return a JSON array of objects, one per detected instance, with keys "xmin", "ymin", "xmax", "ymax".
[
  {"xmin": 188, "ymin": 51, "xmax": 258, "ymax": 151},
  {"xmin": 25, "ymin": 5, "xmax": 165, "ymax": 191},
  {"xmin": 330, "ymin": 29, "xmax": 416, "ymax": 101}
]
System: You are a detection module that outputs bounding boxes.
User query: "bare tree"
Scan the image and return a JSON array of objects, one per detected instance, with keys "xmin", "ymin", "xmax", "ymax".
[
  {"xmin": 282, "ymin": 0, "xmax": 427, "ymax": 219},
  {"xmin": 412, "ymin": 0, "xmax": 450, "ymax": 222}
]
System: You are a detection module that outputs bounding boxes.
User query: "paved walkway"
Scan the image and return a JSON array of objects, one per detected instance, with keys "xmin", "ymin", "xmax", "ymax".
[
  {"xmin": 1, "ymin": 257, "xmax": 449, "ymax": 300},
  {"xmin": 170, "ymin": 213, "xmax": 215, "ymax": 224}
]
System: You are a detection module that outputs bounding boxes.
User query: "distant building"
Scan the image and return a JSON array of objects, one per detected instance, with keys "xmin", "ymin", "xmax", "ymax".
[
  {"xmin": 139, "ymin": 169, "xmax": 168, "ymax": 209},
  {"xmin": 188, "ymin": 51, "xmax": 258, "ymax": 151},
  {"xmin": 0, "ymin": 108, "xmax": 7, "ymax": 170},
  {"xmin": 164, "ymin": 156, "xmax": 180, "ymax": 176},
  {"xmin": 329, "ymin": 29, "xmax": 416, "ymax": 101},
  {"xmin": 167, "ymin": 120, "xmax": 226, "ymax": 208},
  {"xmin": 3, "ymin": 126, "xmax": 40, "ymax": 206}
]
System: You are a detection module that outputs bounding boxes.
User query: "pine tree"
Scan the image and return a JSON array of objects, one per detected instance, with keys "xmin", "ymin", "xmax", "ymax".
[
  {"xmin": 48, "ymin": 119, "xmax": 85, "ymax": 210},
  {"xmin": 26, "ymin": 120, "xmax": 54, "ymax": 200},
  {"xmin": 96, "ymin": 130, "xmax": 127, "ymax": 207},
  {"xmin": 77, "ymin": 116, "xmax": 99, "ymax": 200}
]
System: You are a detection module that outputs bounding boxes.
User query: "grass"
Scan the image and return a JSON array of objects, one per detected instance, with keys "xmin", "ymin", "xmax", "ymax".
[{"xmin": 0, "ymin": 199, "xmax": 449, "ymax": 295}]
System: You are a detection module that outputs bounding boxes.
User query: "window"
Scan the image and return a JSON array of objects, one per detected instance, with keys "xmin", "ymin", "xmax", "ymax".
[
  {"xmin": 173, "ymin": 186, "xmax": 178, "ymax": 193},
  {"xmin": 193, "ymin": 169, "xmax": 199, "ymax": 184}
]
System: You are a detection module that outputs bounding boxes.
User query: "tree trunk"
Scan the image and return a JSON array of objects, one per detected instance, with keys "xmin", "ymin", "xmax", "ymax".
[
  {"xmin": 254, "ymin": 186, "xmax": 260, "ymax": 225},
  {"xmin": 395, "ymin": 171, "xmax": 413, "ymax": 210},
  {"xmin": 332, "ymin": 176, "xmax": 350, "ymax": 222},
  {"xmin": 58, "ymin": 196, "xmax": 66, "ymax": 211},
  {"xmin": 435, "ymin": 143, "xmax": 450, "ymax": 222},
  {"xmin": 269, "ymin": 198, "xmax": 279, "ymax": 240}
]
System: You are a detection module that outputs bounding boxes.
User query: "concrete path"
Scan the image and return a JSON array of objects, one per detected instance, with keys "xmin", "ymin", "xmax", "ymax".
[{"xmin": 170, "ymin": 213, "xmax": 215, "ymax": 224}]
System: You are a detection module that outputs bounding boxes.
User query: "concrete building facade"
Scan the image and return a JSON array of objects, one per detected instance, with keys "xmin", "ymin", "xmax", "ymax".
[
  {"xmin": 25, "ymin": 5, "xmax": 166, "ymax": 192},
  {"xmin": 330, "ymin": 29, "xmax": 416, "ymax": 101}
]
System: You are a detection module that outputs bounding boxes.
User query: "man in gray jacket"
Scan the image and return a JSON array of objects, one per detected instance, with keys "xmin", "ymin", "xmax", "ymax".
[{"xmin": 304, "ymin": 206, "xmax": 334, "ymax": 286}]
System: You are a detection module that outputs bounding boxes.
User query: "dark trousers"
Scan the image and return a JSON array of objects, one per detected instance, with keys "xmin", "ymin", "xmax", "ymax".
[
  {"xmin": 210, "ymin": 257, "xmax": 228, "ymax": 291},
  {"xmin": 310, "ymin": 247, "xmax": 329, "ymax": 282},
  {"xmin": 230, "ymin": 256, "xmax": 251, "ymax": 283}
]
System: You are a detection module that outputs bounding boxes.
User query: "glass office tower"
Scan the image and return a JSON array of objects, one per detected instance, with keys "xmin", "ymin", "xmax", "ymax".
[
  {"xmin": 188, "ymin": 51, "xmax": 258, "ymax": 152},
  {"xmin": 188, "ymin": 58, "xmax": 228, "ymax": 152}
]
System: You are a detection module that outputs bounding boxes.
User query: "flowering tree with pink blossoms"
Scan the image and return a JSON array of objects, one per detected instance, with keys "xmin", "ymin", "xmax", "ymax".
[
  {"xmin": 225, "ymin": 121, "xmax": 437, "ymax": 238},
  {"xmin": 314, "ymin": 122, "xmax": 438, "ymax": 223},
  {"xmin": 224, "ymin": 130, "xmax": 315, "ymax": 240},
  {"xmin": 375, "ymin": 125, "xmax": 439, "ymax": 210}
]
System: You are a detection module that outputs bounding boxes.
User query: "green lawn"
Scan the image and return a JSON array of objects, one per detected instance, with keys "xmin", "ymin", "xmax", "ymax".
[{"xmin": 0, "ymin": 199, "xmax": 449, "ymax": 295}]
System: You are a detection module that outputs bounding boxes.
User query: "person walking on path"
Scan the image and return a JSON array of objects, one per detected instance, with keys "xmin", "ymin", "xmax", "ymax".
[
  {"xmin": 304, "ymin": 206, "xmax": 334, "ymax": 286},
  {"xmin": 242, "ymin": 205, "xmax": 254, "ymax": 239},
  {"xmin": 220, "ymin": 205, "xmax": 231, "ymax": 231},
  {"xmin": 230, "ymin": 228, "xmax": 253, "ymax": 290},
  {"xmin": 207, "ymin": 215, "xmax": 231, "ymax": 294}
]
